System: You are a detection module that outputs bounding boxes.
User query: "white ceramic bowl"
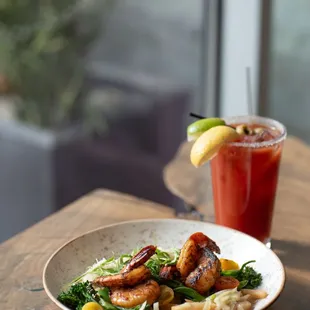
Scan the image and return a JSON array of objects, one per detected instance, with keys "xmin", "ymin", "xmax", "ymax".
[{"xmin": 43, "ymin": 219, "xmax": 285, "ymax": 310}]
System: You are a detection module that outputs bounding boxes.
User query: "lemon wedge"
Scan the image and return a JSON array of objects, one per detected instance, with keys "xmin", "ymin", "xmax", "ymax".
[
  {"xmin": 82, "ymin": 302, "xmax": 103, "ymax": 310},
  {"xmin": 190, "ymin": 125, "xmax": 239, "ymax": 167},
  {"xmin": 187, "ymin": 118, "xmax": 226, "ymax": 141},
  {"xmin": 220, "ymin": 258, "xmax": 240, "ymax": 271}
]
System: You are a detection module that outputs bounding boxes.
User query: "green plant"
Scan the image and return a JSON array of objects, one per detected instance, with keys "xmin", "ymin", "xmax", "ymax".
[{"xmin": 0, "ymin": 0, "xmax": 113, "ymax": 130}]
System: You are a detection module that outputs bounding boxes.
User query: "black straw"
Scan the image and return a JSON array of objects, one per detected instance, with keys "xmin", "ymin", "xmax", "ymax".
[{"xmin": 189, "ymin": 112, "xmax": 206, "ymax": 119}]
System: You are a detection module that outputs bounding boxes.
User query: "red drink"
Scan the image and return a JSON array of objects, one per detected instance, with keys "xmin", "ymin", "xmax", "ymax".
[{"xmin": 210, "ymin": 116, "xmax": 287, "ymax": 244}]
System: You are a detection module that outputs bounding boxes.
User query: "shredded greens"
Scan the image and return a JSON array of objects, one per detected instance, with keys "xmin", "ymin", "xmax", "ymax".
[
  {"xmin": 70, "ymin": 250, "xmax": 139, "ymax": 285},
  {"xmin": 145, "ymin": 248, "xmax": 180, "ymax": 279},
  {"xmin": 71, "ymin": 248, "xmax": 180, "ymax": 285},
  {"xmin": 221, "ymin": 260, "xmax": 262, "ymax": 289}
]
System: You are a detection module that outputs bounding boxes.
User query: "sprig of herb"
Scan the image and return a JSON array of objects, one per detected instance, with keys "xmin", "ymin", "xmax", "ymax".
[{"xmin": 236, "ymin": 266, "xmax": 263, "ymax": 289}]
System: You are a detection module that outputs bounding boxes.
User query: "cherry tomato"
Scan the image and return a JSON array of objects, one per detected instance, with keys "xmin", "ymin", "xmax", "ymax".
[{"xmin": 214, "ymin": 276, "xmax": 240, "ymax": 291}]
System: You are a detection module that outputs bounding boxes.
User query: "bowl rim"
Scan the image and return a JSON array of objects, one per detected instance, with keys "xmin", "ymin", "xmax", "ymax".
[{"xmin": 43, "ymin": 218, "xmax": 286, "ymax": 310}]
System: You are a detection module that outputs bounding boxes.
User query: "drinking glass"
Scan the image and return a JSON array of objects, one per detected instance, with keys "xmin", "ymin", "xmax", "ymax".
[{"xmin": 210, "ymin": 115, "xmax": 287, "ymax": 247}]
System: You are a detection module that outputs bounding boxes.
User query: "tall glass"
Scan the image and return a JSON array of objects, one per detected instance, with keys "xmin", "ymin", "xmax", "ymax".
[{"xmin": 210, "ymin": 116, "xmax": 287, "ymax": 247}]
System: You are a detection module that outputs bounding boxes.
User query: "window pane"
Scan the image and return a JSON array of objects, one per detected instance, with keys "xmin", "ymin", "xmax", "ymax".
[
  {"xmin": 266, "ymin": 0, "xmax": 310, "ymax": 142},
  {"xmin": 88, "ymin": 0, "xmax": 203, "ymax": 112},
  {"xmin": 0, "ymin": 0, "xmax": 211, "ymax": 241}
]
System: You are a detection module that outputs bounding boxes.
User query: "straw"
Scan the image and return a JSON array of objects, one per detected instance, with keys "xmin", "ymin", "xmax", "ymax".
[
  {"xmin": 246, "ymin": 67, "xmax": 254, "ymax": 116},
  {"xmin": 189, "ymin": 112, "xmax": 205, "ymax": 119}
]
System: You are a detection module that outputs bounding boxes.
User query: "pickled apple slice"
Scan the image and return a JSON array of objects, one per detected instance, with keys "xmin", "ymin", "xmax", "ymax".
[{"xmin": 190, "ymin": 125, "xmax": 239, "ymax": 167}]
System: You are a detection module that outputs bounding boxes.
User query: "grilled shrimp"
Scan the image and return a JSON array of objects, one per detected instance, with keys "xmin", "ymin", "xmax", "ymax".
[
  {"xmin": 185, "ymin": 247, "xmax": 221, "ymax": 294},
  {"xmin": 176, "ymin": 232, "xmax": 221, "ymax": 294},
  {"xmin": 110, "ymin": 279, "xmax": 160, "ymax": 308},
  {"xmin": 122, "ymin": 245, "xmax": 157, "ymax": 272},
  {"xmin": 176, "ymin": 232, "xmax": 220, "ymax": 279},
  {"xmin": 93, "ymin": 265, "xmax": 151, "ymax": 287},
  {"xmin": 93, "ymin": 245, "xmax": 156, "ymax": 288},
  {"xmin": 159, "ymin": 265, "xmax": 180, "ymax": 280}
]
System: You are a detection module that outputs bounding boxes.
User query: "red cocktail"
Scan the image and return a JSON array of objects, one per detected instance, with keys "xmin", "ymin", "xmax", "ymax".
[{"xmin": 210, "ymin": 116, "xmax": 287, "ymax": 245}]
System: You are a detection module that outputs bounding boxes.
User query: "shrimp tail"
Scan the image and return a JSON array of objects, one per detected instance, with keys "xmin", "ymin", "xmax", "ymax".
[
  {"xmin": 123, "ymin": 245, "xmax": 157, "ymax": 272},
  {"xmin": 189, "ymin": 232, "xmax": 221, "ymax": 254},
  {"xmin": 93, "ymin": 245, "xmax": 156, "ymax": 288}
]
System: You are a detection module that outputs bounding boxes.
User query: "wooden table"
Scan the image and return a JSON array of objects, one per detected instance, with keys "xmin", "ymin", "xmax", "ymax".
[
  {"xmin": 0, "ymin": 190, "xmax": 174, "ymax": 310},
  {"xmin": 1, "ymin": 134, "xmax": 310, "ymax": 309}
]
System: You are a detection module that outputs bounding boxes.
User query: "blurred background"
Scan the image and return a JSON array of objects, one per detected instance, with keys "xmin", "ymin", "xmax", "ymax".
[{"xmin": 0, "ymin": 0, "xmax": 309, "ymax": 242}]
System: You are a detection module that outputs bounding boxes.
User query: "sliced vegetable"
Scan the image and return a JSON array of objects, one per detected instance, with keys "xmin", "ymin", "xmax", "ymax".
[
  {"xmin": 158, "ymin": 285, "xmax": 175, "ymax": 305},
  {"xmin": 237, "ymin": 280, "xmax": 249, "ymax": 290},
  {"xmin": 241, "ymin": 289, "xmax": 268, "ymax": 299},
  {"xmin": 171, "ymin": 302, "xmax": 204, "ymax": 310},
  {"xmin": 162, "ymin": 280, "xmax": 205, "ymax": 302},
  {"xmin": 173, "ymin": 287, "xmax": 205, "ymax": 302},
  {"xmin": 214, "ymin": 276, "xmax": 240, "ymax": 291},
  {"xmin": 153, "ymin": 302, "xmax": 160, "ymax": 310}
]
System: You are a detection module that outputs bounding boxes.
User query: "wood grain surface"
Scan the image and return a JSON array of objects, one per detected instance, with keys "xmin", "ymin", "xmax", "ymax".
[
  {"xmin": 0, "ymin": 190, "xmax": 174, "ymax": 310},
  {"xmin": 164, "ymin": 136, "xmax": 310, "ymax": 309},
  {"xmin": 1, "ymin": 134, "xmax": 310, "ymax": 310}
]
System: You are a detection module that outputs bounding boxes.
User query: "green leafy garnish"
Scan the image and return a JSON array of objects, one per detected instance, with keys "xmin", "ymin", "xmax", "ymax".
[
  {"xmin": 174, "ymin": 287, "xmax": 205, "ymax": 302},
  {"xmin": 221, "ymin": 260, "xmax": 262, "ymax": 289},
  {"xmin": 236, "ymin": 266, "xmax": 262, "ymax": 289},
  {"xmin": 163, "ymin": 280, "xmax": 206, "ymax": 302},
  {"xmin": 70, "ymin": 252, "xmax": 137, "ymax": 285},
  {"xmin": 145, "ymin": 248, "xmax": 180, "ymax": 279},
  {"xmin": 98, "ymin": 287, "xmax": 111, "ymax": 303},
  {"xmin": 57, "ymin": 281, "xmax": 98, "ymax": 310},
  {"xmin": 237, "ymin": 280, "xmax": 249, "ymax": 290},
  {"xmin": 221, "ymin": 260, "xmax": 255, "ymax": 277}
]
